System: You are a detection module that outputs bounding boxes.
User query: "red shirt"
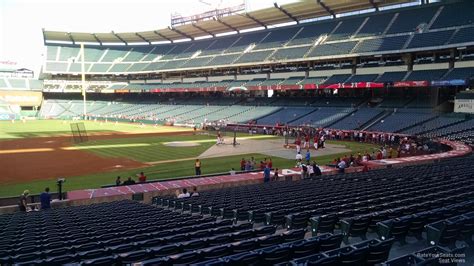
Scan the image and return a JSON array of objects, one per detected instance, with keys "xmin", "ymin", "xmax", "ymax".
[
  {"xmin": 268, "ymin": 161, "xmax": 273, "ymax": 169},
  {"xmin": 240, "ymin": 160, "xmax": 245, "ymax": 168},
  {"xmin": 138, "ymin": 175, "xmax": 147, "ymax": 182},
  {"xmin": 376, "ymin": 152, "xmax": 383, "ymax": 160}
]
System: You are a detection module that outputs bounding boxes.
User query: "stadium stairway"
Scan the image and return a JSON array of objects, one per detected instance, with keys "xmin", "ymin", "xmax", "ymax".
[
  {"xmin": 359, "ymin": 110, "xmax": 393, "ymax": 131},
  {"xmin": 285, "ymin": 108, "xmax": 320, "ymax": 124},
  {"xmin": 394, "ymin": 115, "xmax": 440, "ymax": 134},
  {"xmin": 415, "ymin": 117, "xmax": 469, "ymax": 136},
  {"xmin": 324, "ymin": 108, "xmax": 358, "ymax": 129}
]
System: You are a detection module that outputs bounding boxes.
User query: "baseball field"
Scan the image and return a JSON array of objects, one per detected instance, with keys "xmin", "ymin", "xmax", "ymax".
[{"xmin": 0, "ymin": 120, "xmax": 379, "ymax": 198}]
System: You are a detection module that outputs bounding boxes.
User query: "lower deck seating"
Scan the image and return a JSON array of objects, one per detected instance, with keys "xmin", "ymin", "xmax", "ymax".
[
  {"xmin": 153, "ymin": 156, "xmax": 474, "ymax": 265},
  {"xmin": 368, "ymin": 109, "xmax": 436, "ymax": 132},
  {"xmin": 1, "ymin": 155, "xmax": 473, "ymax": 265},
  {"xmin": 422, "ymin": 119, "xmax": 474, "ymax": 146}
]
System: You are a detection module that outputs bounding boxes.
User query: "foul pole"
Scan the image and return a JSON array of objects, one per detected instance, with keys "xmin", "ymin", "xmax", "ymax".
[{"xmin": 80, "ymin": 43, "xmax": 87, "ymax": 118}]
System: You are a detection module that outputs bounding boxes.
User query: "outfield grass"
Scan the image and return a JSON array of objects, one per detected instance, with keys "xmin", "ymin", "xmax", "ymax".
[
  {"xmin": 0, "ymin": 138, "xmax": 379, "ymax": 197},
  {"xmin": 0, "ymin": 120, "xmax": 191, "ymax": 139}
]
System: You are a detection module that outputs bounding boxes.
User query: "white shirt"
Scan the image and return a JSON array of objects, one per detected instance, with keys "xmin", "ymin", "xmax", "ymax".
[
  {"xmin": 178, "ymin": 193, "xmax": 190, "ymax": 199},
  {"xmin": 308, "ymin": 165, "xmax": 314, "ymax": 175},
  {"xmin": 296, "ymin": 153, "xmax": 303, "ymax": 160},
  {"xmin": 338, "ymin": 161, "xmax": 347, "ymax": 169}
]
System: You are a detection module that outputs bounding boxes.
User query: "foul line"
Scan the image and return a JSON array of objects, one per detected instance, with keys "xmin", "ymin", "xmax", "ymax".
[
  {"xmin": 0, "ymin": 148, "xmax": 54, "ymax": 154},
  {"xmin": 145, "ymin": 157, "xmax": 197, "ymax": 165},
  {"xmin": 62, "ymin": 143, "xmax": 151, "ymax": 150}
]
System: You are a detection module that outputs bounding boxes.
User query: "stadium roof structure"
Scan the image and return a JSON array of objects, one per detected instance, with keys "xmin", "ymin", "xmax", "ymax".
[{"xmin": 43, "ymin": 0, "xmax": 415, "ymax": 45}]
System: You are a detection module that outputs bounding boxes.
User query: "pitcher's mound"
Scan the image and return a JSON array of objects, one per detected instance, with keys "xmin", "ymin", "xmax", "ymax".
[{"xmin": 164, "ymin": 141, "xmax": 200, "ymax": 147}]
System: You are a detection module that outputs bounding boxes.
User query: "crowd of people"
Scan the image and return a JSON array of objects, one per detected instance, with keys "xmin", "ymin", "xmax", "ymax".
[
  {"xmin": 284, "ymin": 126, "xmax": 442, "ymax": 176},
  {"xmin": 115, "ymin": 172, "xmax": 147, "ymax": 186},
  {"xmin": 239, "ymin": 157, "xmax": 273, "ymax": 171},
  {"xmin": 175, "ymin": 187, "xmax": 200, "ymax": 198},
  {"xmin": 18, "ymin": 187, "xmax": 52, "ymax": 212}
]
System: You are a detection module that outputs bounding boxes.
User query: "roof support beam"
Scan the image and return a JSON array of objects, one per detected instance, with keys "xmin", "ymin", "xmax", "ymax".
[
  {"xmin": 245, "ymin": 13, "xmax": 267, "ymax": 29},
  {"xmin": 92, "ymin": 34, "xmax": 103, "ymax": 45},
  {"xmin": 192, "ymin": 23, "xmax": 215, "ymax": 37},
  {"xmin": 274, "ymin": 3, "xmax": 299, "ymax": 24},
  {"xmin": 317, "ymin": 0, "xmax": 335, "ymax": 18},
  {"xmin": 112, "ymin": 31, "xmax": 128, "ymax": 45},
  {"xmin": 135, "ymin": 33, "xmax": 151, "ymax": 45},
  {"xmin": 67, "ymin": 32, "xmax": 76, "ymax": 45},
  {"xmin": 214, "ymin": 18, "xmax": 240, "ymax": 33},
  {"xmin": 369, "ymin": 0, "xmax": 379, "ymax": 11},
  {"xmin": 154, "ymin": 31, "xmax": 173, "ymax": 43},
  {"xmin": 41, "ymin": 28, "xmax": 47, "ymax": 45},
  {"xmin": 168, "ymin": 26, "xmax": 194, "ymax": 40}
]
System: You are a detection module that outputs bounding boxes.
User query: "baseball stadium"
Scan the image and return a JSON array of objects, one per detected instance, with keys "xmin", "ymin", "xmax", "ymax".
[{"xmin": 0, "ymin": 0, "xmax": 473, "ymax": 265}]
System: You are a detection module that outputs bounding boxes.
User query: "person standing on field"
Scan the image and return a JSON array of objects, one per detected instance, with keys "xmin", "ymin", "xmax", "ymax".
[{"xmin": 195, "ymin": 159, "xmax": 202, "ymax": 175}]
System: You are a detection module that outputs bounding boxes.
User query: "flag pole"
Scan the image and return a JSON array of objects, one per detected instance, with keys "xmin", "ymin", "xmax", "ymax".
[{"xmin": 80, "ymin": 43, "xmax": 87, "ymax": 119}]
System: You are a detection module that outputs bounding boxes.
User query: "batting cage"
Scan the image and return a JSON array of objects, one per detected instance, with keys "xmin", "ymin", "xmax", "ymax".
[{"xmin": 70, "ymin": 122, "xmax": 89, "ymax": 143}]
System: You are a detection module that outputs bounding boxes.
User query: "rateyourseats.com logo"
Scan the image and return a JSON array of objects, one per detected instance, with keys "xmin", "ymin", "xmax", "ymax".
[{"xmin": 415, "ymin": 251, "xmax": 466, "ymax": 264}]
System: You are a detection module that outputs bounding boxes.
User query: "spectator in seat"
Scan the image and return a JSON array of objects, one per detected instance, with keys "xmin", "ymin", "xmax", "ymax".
[
  {"xmin": 18, "ymin": 190, "xmax": 29, "ymax": 212},
  {"xmin": 178, "ymin": 188, "xmax": 190, "ymax": 199},
  {"xmin": 123, "ymin": 176, "xmax": 136, "ymax": 186},
  {"xmin": 191, "ymin": 187, "xmax": 199, "ymax": 197},
  {"xmin": 313, "ymin": 162, "xmax": 322, "ymax": 177},
  {"xmin": 115, "ymin": 176, "xmax": 122, "ymax": 186},
  {"xmin": 230, "ymin": 168, "xmax": 236, "ymax": 175},
  {"xmin": 301, "ymin": 164, "xmax": 309, "ymax": 179},
  {"xmin": 337, "ymin": 160, "xmax": 347, "ymax": 173},
  {"xmin": 272, "ymin": 168, "xmax": 279, "ymax": 181},
  {"xmin": 40, "ymin": 187, "xmax": 52, "ymax": 210},
  {"xmin": 138, "ymin": 172, "xmax": 147, "ymax": 183},
  {"xmin": 308, "ymin": 161, "xmax": 314, "ymax": 177}
]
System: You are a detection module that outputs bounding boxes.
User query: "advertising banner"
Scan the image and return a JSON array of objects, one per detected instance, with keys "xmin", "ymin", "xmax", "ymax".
[
  {"xmin": 431, "ymin": 79, "xmax": 467, "ymax": 87},
  {"xmin": 454, "ymin": 99, "xmax": 474, "ymax": 114},
  {"xmin": 393, "ymin": 81, "xmax": 429, "ymax": 87},
  {"xmin": 304, "ymin": 82, "xmax": 385, "ymax": 90},
  {"xmin": 0, "ymin": 91, "xmax": 43, "ymax": 107}
]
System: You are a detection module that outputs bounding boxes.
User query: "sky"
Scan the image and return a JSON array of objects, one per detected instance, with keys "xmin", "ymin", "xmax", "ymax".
[{"xmin": 0, "ymin": 0, "xmax": 297, "ymax": 75}]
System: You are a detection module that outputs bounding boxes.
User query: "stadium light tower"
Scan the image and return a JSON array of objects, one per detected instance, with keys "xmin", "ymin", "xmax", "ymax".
[{"xmin": 80, "ymin": 44, "xmax": 87, "ymax": 118}]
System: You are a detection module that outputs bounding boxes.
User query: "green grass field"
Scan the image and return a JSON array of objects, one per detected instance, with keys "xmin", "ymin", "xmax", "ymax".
[
  {"xmin": 76, "ymin": 135, "xmax": 216, "ymax": 162},
  {"xmin": 0, "ymin": 120, "xmax": 191, "ymax": 139},
  {"xmin": 0, "ymin": 120, "xmax": 380, "ymax": 198}
]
